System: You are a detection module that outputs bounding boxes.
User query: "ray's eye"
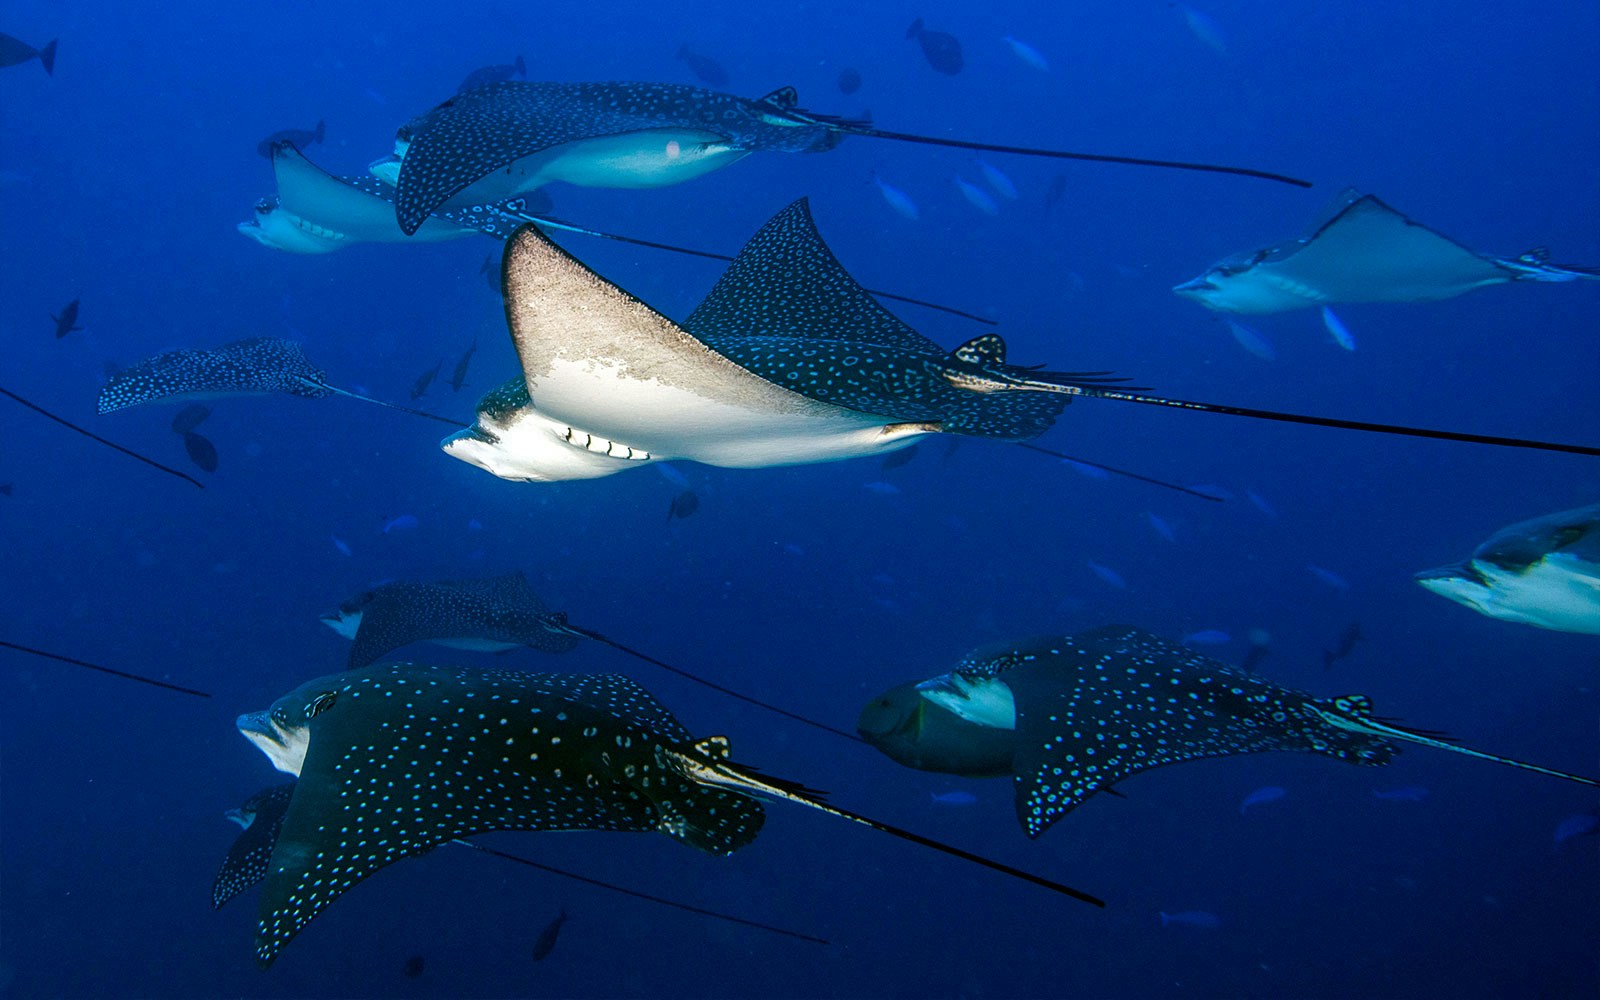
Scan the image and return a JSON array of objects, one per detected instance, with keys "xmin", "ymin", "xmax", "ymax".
[{"xmin": 306, "ymin": 691, "xmax": 338, "ymax": 720}]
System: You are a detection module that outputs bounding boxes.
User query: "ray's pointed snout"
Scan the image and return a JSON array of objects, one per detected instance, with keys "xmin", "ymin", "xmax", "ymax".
[{"xmin": 1172, "ymin": 276, "xmax": 1217, "ymax": 297}]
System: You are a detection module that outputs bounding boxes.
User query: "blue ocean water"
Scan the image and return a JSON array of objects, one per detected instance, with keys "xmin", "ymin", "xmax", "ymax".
[{"xmin": 1, "ymin": 1, "xmax": 1597, "ymax": 996}]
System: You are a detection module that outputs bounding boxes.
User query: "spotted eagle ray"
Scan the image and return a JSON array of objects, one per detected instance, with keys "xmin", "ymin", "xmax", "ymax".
[
  {"xmin": 858, "ymin": 625, "xmax": 1597, "ymax": 839},
  {"xmin": 1174, "ymin": 190, "xmax": 1600, "ymax": 314},
  {"xmin": 96, "ymin": 337, "xmax": 463, "ymax": 427},
  {"xmin": 1416, "ymin": 503, "xmax": 1600, "ymax": 635},
  {"xmin": 235, "ymin": 663, "xmax": 1100, "ymax": 964},
  {"xmin": 242, "ymin": 144, "xmax": 989, "ymax": 325},
  {"xmin": 212, "ymin": 778, "xmax": 827, "ymax": 944},
  {"xmin": 445, "ymin": 199, "xmax": 1598, "ymax": 492},
  {"xmin": 383, "ymin": 80, "xmax": 1310, "ymax": 236},
  {"xmin": 322, "ymin": 572, "xmax": 858, "ymax": 741}
]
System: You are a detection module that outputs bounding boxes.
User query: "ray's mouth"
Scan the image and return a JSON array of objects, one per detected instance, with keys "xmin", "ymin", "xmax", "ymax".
[{"xmin": 1172, "ymin": 278, "xmax": 1217, "ymax": 295}]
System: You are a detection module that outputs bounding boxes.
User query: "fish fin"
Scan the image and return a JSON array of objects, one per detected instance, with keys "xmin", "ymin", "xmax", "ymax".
[
  {"xmin": 38, "ymin": 39, "xmax": 56, "ymax": 75},
  {"xmin": 650, "ymin": 786, "xmax": 765, "ymax": 856},
  {"xmin": 756, "ymin": 86, "xmax": 799, "ymax": 110}
]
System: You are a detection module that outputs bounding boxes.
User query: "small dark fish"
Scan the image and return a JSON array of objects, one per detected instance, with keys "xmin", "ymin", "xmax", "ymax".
[
  {"xmin": 667, "ymin": 489, "xmax": 700, "ymax": 522},
  {"xmin": 50, "ymin": 298, "xmax": 82, "ymax": 338},
  {"xmin": 1043, "ymin": 174, "xmax": 1068, "ymax": 213},
  {"xmin": 410, "ymin": 360, "xmax": 443, "ymax": 400},
  {"xmin": 676, "ymin": 44, "xmax": 728, "ymax": 87},
  {"xmin": 181, "ymin": 431, "xmax": 219, "ymax": 473},
  {"xmin": 1371, "ymin": 785, "xmax": 1428, "ymax": 803},
  {"xmin": 531, "ymin": 909, "xmax": 566, "ymax": 961},
  {"xmin": 449, "ymin": 341, "xmax": 476, "ymax": 392},
  {"xmin": 481, "ymin": 251, "xmax": 501, "ymax": 294},
  {"xmin": 0, "ymin": 33, "xmax": 56, "ymax": 75},
  {"xmin": 256, "ymin": 120, "xmax": 324, "ymax": 159},
  {"xmin": 0, "ymin": 483, "xmax": 13, "ymax": 497},
  {"xmin": 1554, "ymin": 811, "xmax": 1600, "ymax": 845},
  {"xmin": 880, "ymin": 444, "xmax": 918, "ymax": 471},
  {"xmin": 837, "ymin": 67, "xmax": 862, "ymax": 95},
  {"xmin": 458, "ymin": 54, "xmax": 526, "ymax": 94},
  {"xmin": 1160, "ymin": 910, "xmax": 1221, "ymax": 930},
  {"xmin": 1239, "ymin": 629, "xmax": 1272, "ymax": 673},
  {"xmin": 170, "ymin": 403, "xmax": 211, "ymax": 434},
  {"xmin": 906, "ymin": 18, "xmax": 963, "ymax": 75},
  {"xmin": 1322, "ymin": 622, "xmax": 1364, "ymax": 670},
  {"xmin": 402, "ymin": 955, "xmax": 425, "ymax": 978}
]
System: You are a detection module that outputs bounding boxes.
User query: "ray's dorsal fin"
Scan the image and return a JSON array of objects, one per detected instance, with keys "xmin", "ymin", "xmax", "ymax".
[
  {"xmin": 658, "ymin": 738, "xmax": 1105, "ymax": 907},
  {"xmin": 953, "ymin": 334, "xmax": 1007, "ymax": 366},
  {"xmin": 757, "ymin": 86, "xmax": 799, "ymax": 110}
]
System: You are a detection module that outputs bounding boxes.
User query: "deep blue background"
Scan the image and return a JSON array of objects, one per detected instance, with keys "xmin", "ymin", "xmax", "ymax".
[{"xmin": 1, "ymin": 1, "xmax": 1596, "ymax": 996}]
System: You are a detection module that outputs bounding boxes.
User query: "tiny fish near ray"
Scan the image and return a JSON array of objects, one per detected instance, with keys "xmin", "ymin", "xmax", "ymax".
[
  {"xmin": 50, "ymin": 298, "xmax": 82, "ymax": 338},
  {"xmin": 385, "ymin": 79, "xmax": 1309, "ymax": 235},
  {"xmin": 234, "ymin": 663, "xmax": 1101, "ymax": 964},
  {"xmin": 1175, "ymin": 190, "xmax": 1600, "ymax": 314},
  {"xmin": 859, "ymin": 625, "xmax": 1597, "ymax": 839},
  {"xmin": 96, "ymin": 336, "xmax": 463, "ymax": 428},
  {"xmin": 322, "ymin": 572, "xmax": 855, "ymax": 741},
  {"xmin": 1416, "ymin": 503, "xmax": 1600, "ymax": 635}
]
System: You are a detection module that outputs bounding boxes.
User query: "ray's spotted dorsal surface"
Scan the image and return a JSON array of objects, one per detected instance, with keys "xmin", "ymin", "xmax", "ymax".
[
  {"xmin": 321, "ymin": 572, "xmax": 581, "ymax": 668},
  {"xmin": 1174, "ymin": 190, "xmax": 1600, "ymax": 314},
  {"xmin": 385, "ymin": 80, "xmax": 1309, "ymax": 235},
  {"xmin": 96, "ymin": 337, "xmax": 465, "ymax": 428},
  {"xmin": 859, "ymin": 626, "xmax": 1597, "ymax": 839},
  {"xmin": 233, "ymin": 663, "xmax": 1101, "ymax": 965}
]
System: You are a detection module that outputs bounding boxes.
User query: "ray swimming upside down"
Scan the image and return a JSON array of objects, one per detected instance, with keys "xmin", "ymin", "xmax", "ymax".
[
  {"xmin": 445, "ymin": 198, "xmax": 1596, "ymax": 485},
  {"xmin": 234, "ymin": 663, "xmax": 1102, "ymax": 965},
  {"xmin": 1174, "ymin": 190, "xmax": 1600, "ymax": 314},
  {"xmin": 858, "ymin": 626, "xmax": 1597, "ymax": 839}
]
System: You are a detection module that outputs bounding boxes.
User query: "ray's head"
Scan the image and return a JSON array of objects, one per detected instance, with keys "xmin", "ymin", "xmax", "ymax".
[
  {"xmin": 1172, "ymin": 252, "xmax": 1280, "ymax": 313},
  {"xmin": 857, "ymin": 680, "xmax": 1016, "ymax": 777},
  {"xmin": 441, "ymin": 376, "xmax": 655, "ymax": 482},
  {"xmin": 319, "ymin": 589, "xmax": 377, "ymax": 639},
  {"xmin": 236, "ymin": 677, "xmax": 339, "ymax": 777}
]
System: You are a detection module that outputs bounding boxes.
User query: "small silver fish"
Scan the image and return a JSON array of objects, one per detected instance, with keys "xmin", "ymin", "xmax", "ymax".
[
  {"xmin": 872, "ymin": 172, "xmax": 920, "ymax": 221},
  {"xmin": 954, "ymin": 176, "xmax": 1000, "ymax": 216},
  {"xmin": 1322, "ymin": 307, "xmax": 1356, "ymax": 351},
  {"xmin": 1001, "ymin": 35, "xmax": 1050, "ymax": 72},
  {"xmin": 1086, "ymin": 561, "xmax": 1127, "ymax": 589}
]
